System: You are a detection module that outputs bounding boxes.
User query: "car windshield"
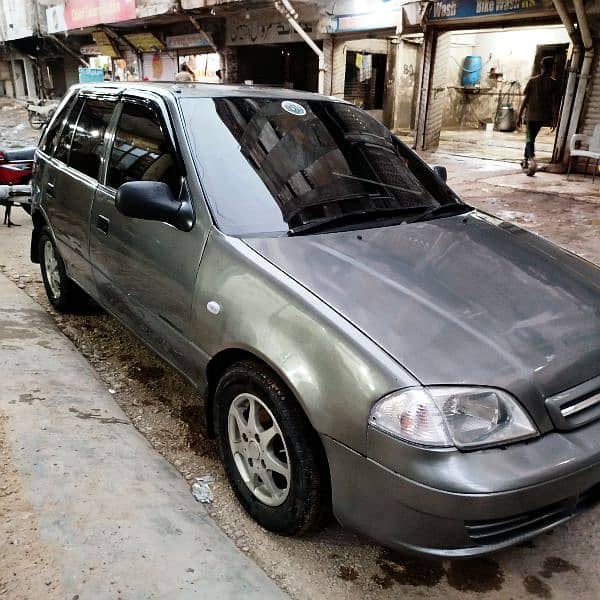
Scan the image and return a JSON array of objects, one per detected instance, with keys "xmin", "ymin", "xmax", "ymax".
[{"xmin": 180, "ymin": 97, "xmax": 462, "ymax": 236}]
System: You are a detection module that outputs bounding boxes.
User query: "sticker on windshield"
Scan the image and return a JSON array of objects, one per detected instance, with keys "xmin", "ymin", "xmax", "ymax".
[{"xmin": 281, "ymin": 101, "xmax": 307, "ymax": 116}]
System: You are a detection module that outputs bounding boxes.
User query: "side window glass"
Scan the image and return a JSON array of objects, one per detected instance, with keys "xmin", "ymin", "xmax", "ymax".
[
  {"xmin": 68, "ymin": 98, "xmax": 115, "ymax": 180},
  {"xmin": 54, "ymin": 97, "xmax": 84, "ymax": 164},
  {"xmin": 40, "ymin": 95, "xmax": 76, "ymax": 155},
  {"xmin": 107, "ymin": 102, "xmax": 179, "ymax": 195}
]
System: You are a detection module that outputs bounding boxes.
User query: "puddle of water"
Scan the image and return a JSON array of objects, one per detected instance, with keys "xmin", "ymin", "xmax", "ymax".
[
  {"xmin": 127, "ymin": 364, "xmax": 165, "ymax": 384},
  {"xmin": 539, "ymin": 556, "xmax": 579, "ymax": 579},
  {"xmin": 371, "ymin": 550, "xmax": 444, "ymax": 588},
  {"xmin": 68, "ymin": 407, "xmax": 129, "ymax": 425},
  {"xmin": 524, "ymin": 574, "xmax": 552, "ymax": 598},
  {"xmin": 446, "ymin": 557, "xmax": 504, "ymax": 593}
]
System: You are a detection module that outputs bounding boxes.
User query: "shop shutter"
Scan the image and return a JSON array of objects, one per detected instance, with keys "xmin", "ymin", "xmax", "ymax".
[
  {"xmin": 142, "ymin": 52, "xmax": 178, "ymax": 81},
  {"xmin": 332, "ymin": 38, "xmax": 351, "ymax": 98},
  {"xmin": 414, "ymin": 30, "xmax": 434, "ymax": 150},
  {"xmin": 580, "ymin": 52, "xmax": 600, "ymax": 137},
  {"xmin": 575, "ymin": 51, "xmax": 600, "ymax": 173},
  {"xmin": 423, "ymin": 31, "xmax": 451, "ymax": 150}
]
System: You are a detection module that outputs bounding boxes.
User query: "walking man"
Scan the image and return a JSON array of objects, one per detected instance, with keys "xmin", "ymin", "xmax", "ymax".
[{"xmin": 517, "ymin": 56, "xmax": 560, "ymax": 176}]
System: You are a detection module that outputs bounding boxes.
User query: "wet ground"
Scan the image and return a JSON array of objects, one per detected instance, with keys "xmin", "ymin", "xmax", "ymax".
[
  {"xmin": 1, "ymin": 101, "xmax": 600, "ymax": 599},
  {"xmin": 437, "ymin": 127, "xmax": 556, "ymax": 162}
]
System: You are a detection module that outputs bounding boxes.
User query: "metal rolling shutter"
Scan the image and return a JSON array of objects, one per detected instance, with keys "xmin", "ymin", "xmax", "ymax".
[
  {"xmin": 575, "ymin": 50, "xmax": 599, "ymax": 173},
  {"xmin": 423, "ymin": 31, "xmax": 451, "ymax": 151},
  {"xmin": 141, "ymin": 52, "xmax": 178, "ymax": 81},
  {"xmin": 580, "ymin": 51, "xmax": 600, "ymax": 138}
]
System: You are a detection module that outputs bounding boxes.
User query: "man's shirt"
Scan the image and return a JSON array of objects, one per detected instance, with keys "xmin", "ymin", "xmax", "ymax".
[{"xmin": 523, "ymin": 74, "xmax": 559, "ymax": 123}]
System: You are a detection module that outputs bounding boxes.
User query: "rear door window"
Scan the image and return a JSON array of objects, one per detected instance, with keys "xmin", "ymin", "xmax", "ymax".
[
  {"xmin": 68, "ymin": 98, "xmax": 116, "ymax": 180},
  {"xmin": 40, "ymin": 94, "xmax": 77, "ymax": 156},
  {"xmin": 54, "ymin": 96, "xmax": 84, "ymax": 164},
  {"xmin": 106, "ymin": 101, "xmax": 180, "ymax": 195}
]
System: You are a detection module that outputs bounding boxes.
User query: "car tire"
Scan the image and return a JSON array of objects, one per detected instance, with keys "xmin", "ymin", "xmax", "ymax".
[
  {"xmin": 38, "ymin": 227, "xmax": 88, "ymax": 313},
  {"xmin": 215, "ymin": 360, "xmax": 329, "ymax": 535}
]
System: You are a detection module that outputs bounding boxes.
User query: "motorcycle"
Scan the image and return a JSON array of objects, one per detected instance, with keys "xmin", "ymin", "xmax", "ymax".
[
  {"xmin": 26, "ymin": 99, "xmax": 59, "ymax": 130},
  {"xmin": 0, "ymin": 147, "xmax": 35, "ymax": 226}
]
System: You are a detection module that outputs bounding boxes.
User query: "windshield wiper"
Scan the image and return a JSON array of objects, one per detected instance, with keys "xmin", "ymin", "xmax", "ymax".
[
  {"xmin": 288, "ymin": 205, "xmax": 429, "ymax": 236},
  {"xmin": 405, "ymin": 203, "xmax": 472, "ymax": 224},
  {"xmin": 332, "ymin": 172, "xmax": 420, "ymax": 195}
]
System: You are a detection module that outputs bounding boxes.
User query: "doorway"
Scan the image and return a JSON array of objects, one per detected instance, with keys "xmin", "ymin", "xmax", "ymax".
[
  {"xmin": 237, "ymin": 43, "xmax": 319, "ymax": 91},
  {"xmin": 344, "ymin": 51, "xmax": 387, "ymax": 120},
  {"xmin": 12, "ymin": 59, "xmax": 28, "ymax": 97},
  {"xmin": 420, "ymin": 25, "xmax": 571, "ymax": 162}
]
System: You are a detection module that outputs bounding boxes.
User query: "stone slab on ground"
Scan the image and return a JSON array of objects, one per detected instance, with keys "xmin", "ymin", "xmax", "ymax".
[
  {"xmin": 0, "ymin": 272, "xmax": 286, "ymax": 599},
  {"xmin": 479, "ymin": 170, "xmax": 600, "ymax": 205}
]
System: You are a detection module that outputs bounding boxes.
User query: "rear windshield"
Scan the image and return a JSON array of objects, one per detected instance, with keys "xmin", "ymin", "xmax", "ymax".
[{"xmin": 181, "ymin": 97, "xmax": 459, "ymax": 236}]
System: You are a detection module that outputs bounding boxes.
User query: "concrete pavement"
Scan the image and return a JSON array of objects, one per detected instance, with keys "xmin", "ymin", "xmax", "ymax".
[{"xmin": 0, "ymin": 272, "xmax": 287, "ymax": 599}]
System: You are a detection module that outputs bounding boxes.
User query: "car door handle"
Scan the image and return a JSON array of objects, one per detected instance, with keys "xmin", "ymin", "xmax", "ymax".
[
  {"xmin": 46, "ymin": 181, "xmax": 55, "ymax": 198},
  {"xmin": 97, "ymin": 215, "xmax": 110, "ymax": 235}
]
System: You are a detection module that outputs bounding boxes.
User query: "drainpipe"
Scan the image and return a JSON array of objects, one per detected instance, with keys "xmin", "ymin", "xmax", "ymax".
[
  {"xmin": 551, "ymin": 0, "xmax": 581, "ymax": 161},
  {"xmin": 565, "ymin": 0, "xmax": 594, "ymax": 160},
  {"xmin": 274, "ymin": 0, "xmax": 326, "ymax": 94}
]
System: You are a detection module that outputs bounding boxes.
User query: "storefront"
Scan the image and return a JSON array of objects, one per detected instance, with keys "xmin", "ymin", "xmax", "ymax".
[
  {"xmin": 45, "ymin": 0, "xmax": 139, "ymax": 90},
  {"xmin": 329, "ymin": 2, "xmax": 403, "ymax": 126},
  {"xmin": 413, "ymin": 0, "xmax": 570, "ymax": 161},
  {"xmin": 165, "ymin": 32, "xmax": 221, "ymax": 83},
  {"xmin": 326, "ymin": 0, "xmax": 429, "ymax": 130},
  {"xmin": 224, "ymin": 6, "xmax": 329, "ymax": 92}
]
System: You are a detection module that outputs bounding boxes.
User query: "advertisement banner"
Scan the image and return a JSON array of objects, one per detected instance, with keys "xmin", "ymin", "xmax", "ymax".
[{"xmin": 47, "ymin": 0, "xmax": 136, "ymax": 33}]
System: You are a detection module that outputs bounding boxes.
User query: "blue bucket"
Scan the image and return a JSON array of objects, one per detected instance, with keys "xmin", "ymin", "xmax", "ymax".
[{"xmin": 461, "ymin": 56, "xmax": 482, "ymax": 87}]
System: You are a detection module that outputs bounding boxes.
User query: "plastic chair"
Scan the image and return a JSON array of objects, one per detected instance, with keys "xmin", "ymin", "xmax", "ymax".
[{"xmin": 567, "ymin": 124, "xmax": 600, "ymax": 181}]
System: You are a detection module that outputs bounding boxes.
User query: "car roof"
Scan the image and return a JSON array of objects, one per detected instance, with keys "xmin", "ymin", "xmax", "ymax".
[{"xmin": 72, "ymin": 81, "xmax": 342, "ymax": 102}]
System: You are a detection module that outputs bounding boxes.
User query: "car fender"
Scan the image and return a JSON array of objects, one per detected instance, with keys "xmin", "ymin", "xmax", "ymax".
[{"xmin": 192, "ymin": 230, "xmax": 417, "ymax": 454}]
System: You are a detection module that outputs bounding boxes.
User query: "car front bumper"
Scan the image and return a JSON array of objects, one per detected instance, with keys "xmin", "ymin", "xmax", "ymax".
[{"xmin": 322, "ymin": 422, "xmax": 600, "ymax": 557}]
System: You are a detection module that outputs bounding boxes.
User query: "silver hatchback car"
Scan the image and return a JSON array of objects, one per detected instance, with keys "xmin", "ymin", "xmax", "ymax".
[{"xmin": 31, "ymin": 83, "xmax": 600, "ymax": 557}]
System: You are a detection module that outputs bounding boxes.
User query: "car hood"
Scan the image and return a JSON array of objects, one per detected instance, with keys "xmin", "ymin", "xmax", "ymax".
[{"xmin": 245, "ymin": 213, "xmax": 600, "ymax": 431}]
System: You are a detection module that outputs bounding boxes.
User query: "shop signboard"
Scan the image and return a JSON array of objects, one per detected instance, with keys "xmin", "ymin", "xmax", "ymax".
[
  {"xmin": 166, "ymin": 32, "xmax": 214, "ymax": 50},
  {"xmin": 46, "ymin": 0, "xmax": 136, "ymax": 34},
  {"xmin": 429, "ymin": 0, "xmax": 543, "ymax": 21},
  {"xmin": 92, "ymin": 30, "xmax": 119, "ymax": 58},
  {"xmin": 78, "ymin": 67, "xmax": 105, "ymax": 83},
  {"xmin": 124, "ymin": 33, "xmax": 165, "ymax": 53},
  {"xmin": 226, "ymin": 8, "xmax": 326, "ymax": 46},
  {"xmin": 329, "ymin": 0, "xmax": 403, "ymax": 33},
  {"xmin": 80, "ymin": 44, "xmax": 103, "ymax": 56}
]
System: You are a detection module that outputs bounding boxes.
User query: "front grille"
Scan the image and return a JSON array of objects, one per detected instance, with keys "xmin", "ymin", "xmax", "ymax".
[
  {"xmin": 561, "ymin": 391, "xmax": 600, "ymax": 418},
  {"xmin": 466, "ymin": 502, "xmax": 571, "ymax": 545},
  {"xmin": 546, "ymin": 376, "xmax": 600, "ymax": 431},
  {"xmin": 466, "ymin": 481, "xmax": 600, "ymax": 546}
]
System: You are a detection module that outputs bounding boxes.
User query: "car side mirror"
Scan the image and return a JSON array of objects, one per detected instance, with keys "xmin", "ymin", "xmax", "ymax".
[
  {"xmin": 115, "ymin": 181, "xmax": 193, "ymax": 231},
  {"xmin": 432, "ymin": 165, "xmax": 448, "ymax": 183}
]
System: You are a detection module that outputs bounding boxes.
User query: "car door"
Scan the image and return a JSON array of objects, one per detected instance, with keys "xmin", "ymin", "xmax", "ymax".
[
  {"xmin": 45, "ymin": 93, "xmax": 117, "ymax": 294},
  {"xmin": 90, "ymin": 94, "xmax": 209, "ymax": 380}
]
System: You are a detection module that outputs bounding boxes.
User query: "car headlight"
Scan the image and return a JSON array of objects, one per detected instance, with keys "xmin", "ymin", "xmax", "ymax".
[{"xmin": 369, "ymin": 387, "xmax": 538, "ymax": 450}]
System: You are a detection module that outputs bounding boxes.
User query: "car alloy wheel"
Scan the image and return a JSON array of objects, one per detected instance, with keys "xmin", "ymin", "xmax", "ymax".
[
  {"xmin": 43, "ymin": 239, "xmax": 61, "ymax": 299},
  {"xmin": 215, "ymin": 360, "xmax": 330, "ymax": 535},
  {"xmin": 38, "ymin": 227, "xmax": 88, "ymax": 313},
  {"xmin": 228, "ymin": 392, "xmax": 291, "ymax": 507}
]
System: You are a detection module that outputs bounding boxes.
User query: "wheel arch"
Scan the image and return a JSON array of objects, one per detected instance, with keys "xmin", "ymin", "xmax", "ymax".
[
  {"xmin": 30, "ymin": 209, "xmax": 47, "ymax": 263},
  {"xmin": 204, "ymin": 345, "xmax": 333, "ymax": 514},
  {"xmin": 204, "ymin": 347, "xmax": 317, "ymax": 442}
]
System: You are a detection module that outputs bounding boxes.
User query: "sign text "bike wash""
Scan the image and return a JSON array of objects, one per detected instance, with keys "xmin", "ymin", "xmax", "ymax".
[{"xmin": 431, "ymin": 0, "xmax": 539, "ymax": 19}]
